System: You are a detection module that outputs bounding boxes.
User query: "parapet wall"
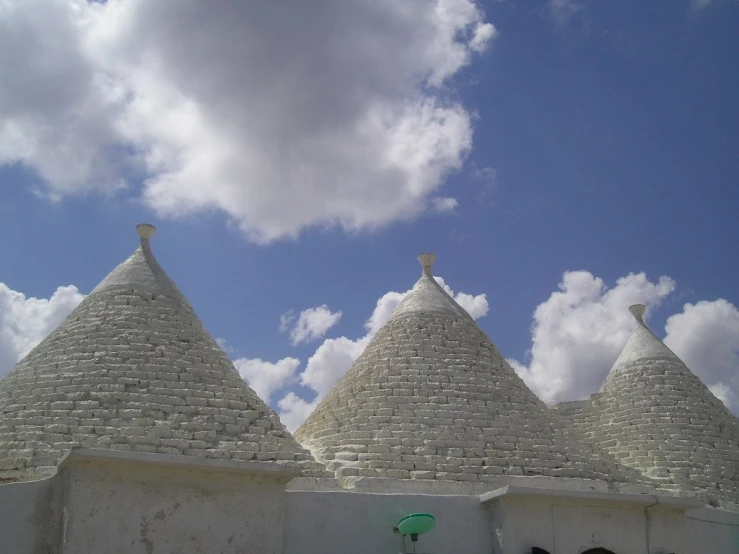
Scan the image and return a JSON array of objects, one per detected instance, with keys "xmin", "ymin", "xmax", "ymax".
[
  {"xmin": 0, "ymin": 476, "xmax": 62, "ymax": 553},
  {"xmin": 2, "ymin": 456, "xmax": 739, "ymax": 554}
]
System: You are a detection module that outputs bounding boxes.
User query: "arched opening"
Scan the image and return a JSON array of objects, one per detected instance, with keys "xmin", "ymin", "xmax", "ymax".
[{"xmin": 582, "ymin": 549, "xmax": 616, "ymax": 554}]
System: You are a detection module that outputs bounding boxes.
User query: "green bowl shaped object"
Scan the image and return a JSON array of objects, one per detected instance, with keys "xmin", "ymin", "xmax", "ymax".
[{"xmin": 397, "ymin": 513, "xmax": 436, "ymax": 536}]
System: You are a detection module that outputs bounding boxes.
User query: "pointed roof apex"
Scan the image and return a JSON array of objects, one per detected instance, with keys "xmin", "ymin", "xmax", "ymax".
[
  {"xmin": 90, "ymin": 223, "xmax": 180, "ymax": 298},
  {"xmin": 387, "ymin": 253, "xmax": 470, "ymax": 322},
  {"xmin": 418, "ymin": 253, "xmax": 436, "ymax": 277},
  {"xmin": 136, "ymin": 223, "xmax": 156, "ymax": 241},
  {"xmin": 602, "ymin": 303, "xmax": 681, "ymax": 386}
]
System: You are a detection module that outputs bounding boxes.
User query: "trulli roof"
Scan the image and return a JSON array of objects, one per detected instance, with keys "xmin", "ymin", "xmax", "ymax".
[
  {"xmin": 559, "ymin": 305, "xmax": 739, "ymax": 508},
  {"xmin": 295, "ymin": 254, "xmax": 635, "ymax": 485},
  {"xmin": 0, "ymin": 224, "xmax": 324, "ymax": 480}
]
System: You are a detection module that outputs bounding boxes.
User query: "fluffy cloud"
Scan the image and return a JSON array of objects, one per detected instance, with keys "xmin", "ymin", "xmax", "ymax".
[
  {"xmin": 435, "ymin": 276, "xmax": 489, "ymax": 319},
  {"xmin": 430, "ymin": 197, "xmax": 459, "ymax": 213},
  {"xmin": 277, "ymin": 274, "xmax": 489, "ymax": 430},
  {"xmin": 278, "ymin": 310, "xmax": 296, "ymax": 333},
  {"xmin": 1, "ymin": 0, "xmax": 495, "ymax": 241},
  {"xmin": 664, "ymin": 299, "xmax": 739, "ymax": 414},
  {"xmin": 233, "ymin": 357, "xmax": 301, "ymax": 403},
  {"xmin": 278, "ymin": 393, "xmax": 321, "ymax": 435},
  {"xmin": 0, "ymin": 283, "xmax": 85, "ymax": 376},
  {"xmin": 0, "ymin": 0, "xmax": 128, "ymax": 195},
  {"xmin": 509, "ymin": 271, "xmax": 676, "ymax": 405},
  {"xmin": 286, "ymin": 305, "xmax": 343, "ymax": 346}
]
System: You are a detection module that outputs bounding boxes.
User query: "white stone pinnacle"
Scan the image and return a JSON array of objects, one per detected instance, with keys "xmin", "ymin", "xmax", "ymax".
[
  {"xmin": 136, "ymin": 223, "xmax": 157, "ymax": 241},
  {"xmin": 417, "ymin": 253, "xmax": 436, "ymax": 276},
  {"xmin": 629, "ymin": 304, "xmax": 646, "ymax": 322}
]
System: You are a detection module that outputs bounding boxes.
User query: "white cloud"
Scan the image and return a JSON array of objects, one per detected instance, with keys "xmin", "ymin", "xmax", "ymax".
[
  {"xmin": 300, "ymin": 336, "xmax": 371, "ymax": 398},
  {"xmin": 0, "ymin": 0, "xmax": 128, "ymax": 194},
  {"xmin": 233, "ymin": 357, "xmax": 301, "ymax": 404},
  {"xmin": 0, "ymin": 283, "xmax": 85, "ymax": 377},
  {"xmin": 509, "ymin": 271, "xmax": 676, "ymax": 405},
  {"xmin": 278, "ymin": 310, "xmax": 296, "ymax": 333},
  {"xmin": 288, "ymin": 305, "xmax": 343, "ymax": 346},
  {"xmin": 278, "ymin": 393, "xmax": 321, "ymax": 435},
  {"xmin": 708, "ymin": 382, "xmax": 732, "ymax": 408},
  {"xmin": 664, "ymin": 299, "xmax": 739, "ymax": 414},
  {"xmin": 434, "ymin": 276, "xmax": 489, "ymax": 319},
  {"xmin": 1, "ymin": 0, "xmax": 495, "ymax": 242},
  {"xmin": 431, "ymin": 196, "xmax": 459, "ymax": 213},
  {"xmin": 276, "ymin": 274, "xmax": 489, "ymax": 430}
]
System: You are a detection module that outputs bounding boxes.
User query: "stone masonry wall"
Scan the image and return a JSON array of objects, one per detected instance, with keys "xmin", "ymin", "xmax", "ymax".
[
  {"xmin": 297, "ymin": 312, "xmax": 639, "ymax": 485},
  {"xmin": 555, "ymin": 358, "xmax": 739, "ymax": 509},
  {"xmin": 0, "ymin": 285, "xmax": 324, "ymax": 479}
]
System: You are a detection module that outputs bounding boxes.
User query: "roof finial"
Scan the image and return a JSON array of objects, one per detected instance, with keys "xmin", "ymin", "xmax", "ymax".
[
  {"xmin": 629, "ymin": 304, "xmax": 646, "ymax": 323},
  {"xmin": 136, "ymin": 223, "xmax": 156, "ymax": 241},
  {"xmin": 417, "ymin": 253, "xmax": 436, "ymax": 277}
]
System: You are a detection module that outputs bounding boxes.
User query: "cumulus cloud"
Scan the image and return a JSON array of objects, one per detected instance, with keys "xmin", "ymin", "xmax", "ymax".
[
  {"xmin": 287, "ymin": 305, "xmax": 343, "ymax": 346},
  {"xmin": 0, "ymin": 283, "xmax": 85, "ymax": 376},
  {"xmin": 435, "ymin": 276, "xmax": 489, "ymax": 319},
  {"xmin": 278, "ymin": 310, "xmax": 296, "ymax": 333},
  {"xmin": 1, "ymin": 0, "xmax": 495, "ymax": 242},
  {"xmin": 664, "ymin": 299, "xmax": 739, "ymax": 414},
  {"xmin": 431, "ymin": 197, "xmax": 459, "ymax": 213},
  {"xmin": 278, "ymin": 393, "xmax": 321, "ymax": 435},
  {"xmin": 233, "ymin": 357, "xmax": 301, "ymax": 404},
  {"xmin": 509, "ymin": 271, "xmax": 676, "ymax": 405},
  {"xmin": 277, "ymin": 274, "xmax": 489, "ymax": 430},
  {"xmin": 0, "ymin": 0, "xmax": 128, "ymax": 194}
]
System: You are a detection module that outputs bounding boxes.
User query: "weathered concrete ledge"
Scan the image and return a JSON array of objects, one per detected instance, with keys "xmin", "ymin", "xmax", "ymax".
[
  {"xmin": 288, "ymin": 474, "xmax": 661, "ymax": 496},
  {"xmin": 58, "ymin": 448, "xmax": 303, "ymax": 481},
  {"xmin": 685, "ymin": 506, "xmax": 739, "ymax": 526},
  {"xmin": 479, "ymin": 484, "xmax": 705, "ymax": 510}
]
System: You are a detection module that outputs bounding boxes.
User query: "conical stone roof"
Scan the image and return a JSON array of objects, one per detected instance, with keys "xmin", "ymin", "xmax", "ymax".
[
  {"xmin": 0, "ymin": 224, "xmax": 323, "ymax": 480},
  {"xmin": 560, "ymin": 305, "xmax": 739, "ymax": 508},
  {"xmin": 295, "ymin": 254, "xmax": 634, "ymax": 485}
]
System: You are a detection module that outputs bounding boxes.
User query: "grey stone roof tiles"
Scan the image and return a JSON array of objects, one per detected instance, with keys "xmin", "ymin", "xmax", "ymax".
[
  {"xmin": 555, "ymin": 305, "xmax": 739, "ymax": 509},
  {"xmin": 295, "ymin": 255, "xmax": 637, "ymax": 485},
  {"xmin": 0, "ymin": 225, "xmax": 324, "ymax": 480}
]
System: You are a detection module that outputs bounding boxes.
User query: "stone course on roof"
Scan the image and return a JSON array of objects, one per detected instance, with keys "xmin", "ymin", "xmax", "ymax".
[
  {"xmin": 295, "ymin": 254, "xmax": 638, "ymax": 485},
  {"xmin": 554, "ymin": 305, "xmax": 739, "ymax": 509},
  {"xmin": 0, "ymin": 224, "xmax": 324, "ymax": 480}
]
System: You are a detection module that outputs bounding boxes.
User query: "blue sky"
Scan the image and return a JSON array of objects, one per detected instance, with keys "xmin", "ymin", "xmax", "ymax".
[{"xmin": 1, "ymin": 0, "xmax": 737, "ymax": 429}]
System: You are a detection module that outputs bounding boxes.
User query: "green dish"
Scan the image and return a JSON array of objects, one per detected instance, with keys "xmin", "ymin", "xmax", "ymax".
[{"xmin": 397, "ymin": 513, "xmax": 436, "ymax": 536}]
